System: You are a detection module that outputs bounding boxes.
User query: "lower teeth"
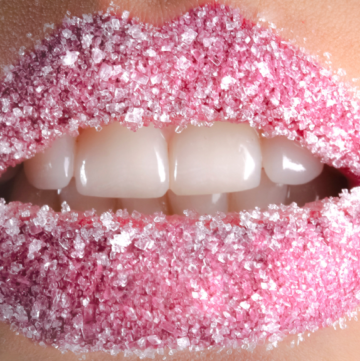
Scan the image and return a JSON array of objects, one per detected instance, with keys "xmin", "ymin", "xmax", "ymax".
[{"xmin": 2, "ymin": 164, "xmax": 349, "ymax": 216}]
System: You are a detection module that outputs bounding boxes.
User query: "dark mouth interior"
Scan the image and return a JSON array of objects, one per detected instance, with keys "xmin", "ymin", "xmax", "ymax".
[{"xmin": 0, "ymin": 123, "xmax": 350, "ymax": 216}]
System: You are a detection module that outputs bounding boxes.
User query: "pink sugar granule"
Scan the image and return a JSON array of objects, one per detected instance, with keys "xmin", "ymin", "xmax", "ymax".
[{"xmin": 1, "ymin": 4, "xmax": 360, "ymax": 355}]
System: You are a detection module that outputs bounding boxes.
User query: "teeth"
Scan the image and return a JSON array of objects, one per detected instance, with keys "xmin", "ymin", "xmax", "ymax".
[
  {"xmin": 59, "ymin": 178, "xmax": 116, "ymax": 214},
  {"xmin": 285, "ymin": 165, "xmax": 348, "ymax": 207},
  {"xmin": 160, "ymin": 125, "xmax": 177, "ymax": 143},
  {"xmin": 75, "ymin": 123, "xmax": 169, "ymax": 198},
  {"xmin": 229, "ymin": 170, "xmax": 288, "ymax": 212},
  {"xmin": 169, "ymin": 122, "xmax": 262, "ymax": 195},
  {"xmin": 24, "ymin": 135, "xmax": 76, "ymax": 189},
  {"xmin": 118, "ymin": 196, "xmax": 169, "ymax": 215},
  {"xmin": 168, "ymin": 190, "xmax": 228, "ymax": 215},
  {"xmin": 9, "ymin": 170, "xmax": 59, "ymax": 210},
  {"xmin": 6, "ymin": 121, "xmax": 344, "ymax": 215},
  {"xmin": 262, "ymin": 136, "xmax": 323, "ymax": 185}
]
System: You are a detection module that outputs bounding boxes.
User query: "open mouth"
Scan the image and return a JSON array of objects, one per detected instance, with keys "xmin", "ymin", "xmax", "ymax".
[
  {"xmin": 2, "ymin": 122, "xmax": 348, "ymax": 216},
  {"xmin": 1, "ymin": 3, "xmax": 360, "ymax": 355}
]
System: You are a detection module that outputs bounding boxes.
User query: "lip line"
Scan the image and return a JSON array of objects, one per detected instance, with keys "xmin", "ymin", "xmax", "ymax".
[{"xmin": 1, "ymin": 3, "xmax": 360, "ymax": 354}]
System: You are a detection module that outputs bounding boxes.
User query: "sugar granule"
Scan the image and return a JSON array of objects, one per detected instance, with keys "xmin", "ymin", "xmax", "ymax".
[{"xmin": 0, "ymin": 3, "xmax": 360, "ymax": 355}]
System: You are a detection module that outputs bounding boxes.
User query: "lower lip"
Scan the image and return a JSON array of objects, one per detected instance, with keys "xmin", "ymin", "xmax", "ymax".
[
  {"xmin": 1, "ymin": 3, "xmax": 360, "ymax": 354},
  {"xmin": 1, "ymin": 189, "xmax": 360, "ymax": 352}
]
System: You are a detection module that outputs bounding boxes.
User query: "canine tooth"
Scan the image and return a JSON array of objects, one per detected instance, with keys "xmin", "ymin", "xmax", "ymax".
[
  {"xmin": 229, "ymin": 170, "xmax": 288, "ymax": 211},
  {"xmin": 262, "ymin": 136, "xmax": 323, "ymax": 185},
  {"xmin": 59, "ymin": 178, "xmax": 116, "ymax": 214},
  {"xmin": 118, "ymin": 196, "xmax": 169, "ymax": 215},
  {"xmin": 285, "ymin": 165, "xmax": 348, "ymax": 207},
  {"xmin": 24, "ymin": 135, "xmax": 76, "ymax": 189},
  {"xmin": 75, "ymin": 123, "xmax": 169, "ymax": 198},
  {"xmin": 169, "ymin": 122, "xmax": 262, "ymax": 195},
  {"xmin": 168, "ymin": 190, "xmax": 228, "ymax": 215},
  {"xmin": 0, "ymin": 164, "xmax": 21, "ymax": 184},
  {"xmin": 9, "ymin": 170, "xmax": 59, "ymax": 210}
]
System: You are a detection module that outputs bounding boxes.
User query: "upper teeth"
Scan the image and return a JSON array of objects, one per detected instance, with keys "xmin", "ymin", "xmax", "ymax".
[{"xmin": 12, "ymin": 121, "xmax": 326, "ymax": 214}]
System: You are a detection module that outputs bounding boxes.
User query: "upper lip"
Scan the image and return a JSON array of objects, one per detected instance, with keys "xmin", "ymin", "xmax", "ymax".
[{"xmin": 1, "ymin": 3, "xmax": 360, "ymax": 353}]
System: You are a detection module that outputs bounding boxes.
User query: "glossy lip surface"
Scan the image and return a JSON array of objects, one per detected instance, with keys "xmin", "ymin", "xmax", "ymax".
[{"xmin": 1, "ymin": 4, "xmax": 360, "ymax": 354}]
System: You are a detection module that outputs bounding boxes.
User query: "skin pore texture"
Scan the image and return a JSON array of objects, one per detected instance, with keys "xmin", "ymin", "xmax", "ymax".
[{"xmin": 1, "ymin": 0, "xmax": 360, "ymax": 360}]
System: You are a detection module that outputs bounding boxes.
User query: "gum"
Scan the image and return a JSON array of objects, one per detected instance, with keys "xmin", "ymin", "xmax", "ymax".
[{"xmin": 0, "ymin": 3, "xmax": 360, "ymax": 355}]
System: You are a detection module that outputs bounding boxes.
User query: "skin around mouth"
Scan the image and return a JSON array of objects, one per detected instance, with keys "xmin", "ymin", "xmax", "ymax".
[{"xmin": 1, "ymin": 3, "xmax": 360, "ymax": 357}]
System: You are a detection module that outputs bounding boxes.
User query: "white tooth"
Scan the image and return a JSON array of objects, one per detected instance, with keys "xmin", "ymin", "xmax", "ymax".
[
  {"xmin": 118, "ymin": 196, "xmax": 169, "ymax": 215},
  {"xmin": 0, "ymin": 164, "xmax": 21, "ymax": 185},
  {"xmin": 59, "ymin": 178, "xmax": 115, "ymax": 214},
  {"xmin": 168, "ymin": 190, "xmax": 228, "ymax": 215},
  {"xmin": 229, "ymin": 169, "xmax": 288, "ymax": 211},
  {"xmin": 160, "ymin": 125, "xmax": 176, "ymax": 143},
  {"xmin": 75, "ymin": 123, "xmax": 169, "ymax": 198},
  {"xmin": 9, "ymin": 170, "xmax": 59, "ymax": 210},
  {"xmin": 285, "ymin": 165, "xmax": 348, "ymax": 207},
  {"xmin": 169, "ymin": 122, "xmax": 262, "ymax": 195},
  {"xmin": 24, "ymin": 135, "xmax": 76, "ymax": 189},
  {"xmin": 262, "ymin": 136, "xmax": 323, "ymax": 185}
]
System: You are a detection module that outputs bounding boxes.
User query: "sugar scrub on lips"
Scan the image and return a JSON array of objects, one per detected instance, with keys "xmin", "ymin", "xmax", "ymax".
[{"xmin": 1, "ymin": 3, "xmax": 360, "ymax": 355}]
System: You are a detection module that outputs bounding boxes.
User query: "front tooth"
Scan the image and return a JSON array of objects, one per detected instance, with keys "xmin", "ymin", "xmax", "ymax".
[
  {"xmin": 75, "ymin": 123, "xmax": 169, "ymax": 198},
  {"xmin": 285, "ymin": 165, "xmax": 348, "ymax": 207},
  {"xmin": 168, "ymin": 190, "xmax": 228, "ymax": 215},
  {"xmin": 169, "ymin": 122, "xmax": 262, "ymax": 195},
  {"xmin": 24, "ymin": 135, "xmax": 76, "ymax": 189},
  {"xmin": 59, "ymin": 178, "xmax": 116, "ymax": 214},
  {"xmin": 229, "ymin": 169, "xmax": 288, "ymax": 211},
  {"xmin": 262, "ymin": 136, "xmax": 323, "ymax": 185},
  {"xmin": 9, "ymin": 170, "xmax": 60, "ymax": 210},
  {"xmin": 118, "ymin": 196, "xmax": 169, "ymax": 215}
]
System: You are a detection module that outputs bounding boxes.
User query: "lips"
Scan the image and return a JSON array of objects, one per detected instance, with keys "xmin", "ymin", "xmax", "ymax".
[{"xmin": 1, "ymin": 4, "xmax": 360, "ymax": 354}]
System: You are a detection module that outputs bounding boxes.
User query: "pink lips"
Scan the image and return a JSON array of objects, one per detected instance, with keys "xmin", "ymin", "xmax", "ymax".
[{"xmin": 1, "ymin": 4, "xmax": 360, "ymax": 354}]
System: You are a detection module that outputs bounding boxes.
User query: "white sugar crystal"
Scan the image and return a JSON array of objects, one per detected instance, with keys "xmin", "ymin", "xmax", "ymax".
[
  {"xmin": 92, "ymin": 48, "xmax": 105, "ymax": 64},
  {"xmin": 355, "ymin": 291, "xmax": 360, "ymax": 300},
  {"xmin": 145, "ymin": 49, "xmax": 157, "ymax": 57},
  {"xmin": 122, "ymin": 10, "xmax": 130, "ymax": 20},
  {"xmin": 82, "ymin": 14, "xmax": 93, "ymax": 23},
  {"xmin": 62, "ymin": 29, "xmax": 72, "ymax": 39},
  {"xmin": 99, "ymin": 63, "xmax": 113, "ymax": 81},
  {"xmin": 82, "ymin": 34, "xmax": 93, "ymax": 48},
  {"xmin": 12, "ymin": 108, "xmax": 23, "ymax": 117},
  {"xmin": 161, "ymin": 45, "xmax": 173, "ymax": 52},
  {"xmin": 221, "ymin": 75, "xmax": 236, "ymax": 90},
  {"xmin": 41, "ymin": 66, "xmax": 52, "ymax": 76},
  {"xmin": 177, "ymin": 337, "xmax": 190, "ymax": 348},
  {"xmin": 181, "ymin": 29, "xmax": 198, "ymax": 45},
  {"xmin": 82, "ymin": 297, "xmax": 90, "ymax": 307},
  {"xmin": 240, "ymin": 301, "xmax": 250, "ymax": 310},
  {"xmin": 125, "ymin": 108, "xmax": 144, "ymax": 123},
  {"xmin": 110, "ymin": 233, "xmax": 132, "ymax": 253},
  {"xmin": 128, "ymin": 25, "xmax": 143, "ymax": 39},
  {"xmin": 160, "ymin": 113, "xmax": 170, "ymax": 122},
  {"xmin": 28, "ymin": 239, "xmax": 43, "ymax": 260},
  {"xmin": 111, "ymin": 18, "xmax": 121, "ymax": 30},
  {"xmin": 177, "ymin": 56, "xmax": 191, "ymax": 71},
  {"xmin": 62, "ymin": 51, "xmax": 79, "ymax": 66},
  {"xmin": 148, "ymin": 335, "xmax": 162, "ymax": 345},
  {"xmin": 251, "ymin": 293, "xmax": 262, "ymax": 301}
]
